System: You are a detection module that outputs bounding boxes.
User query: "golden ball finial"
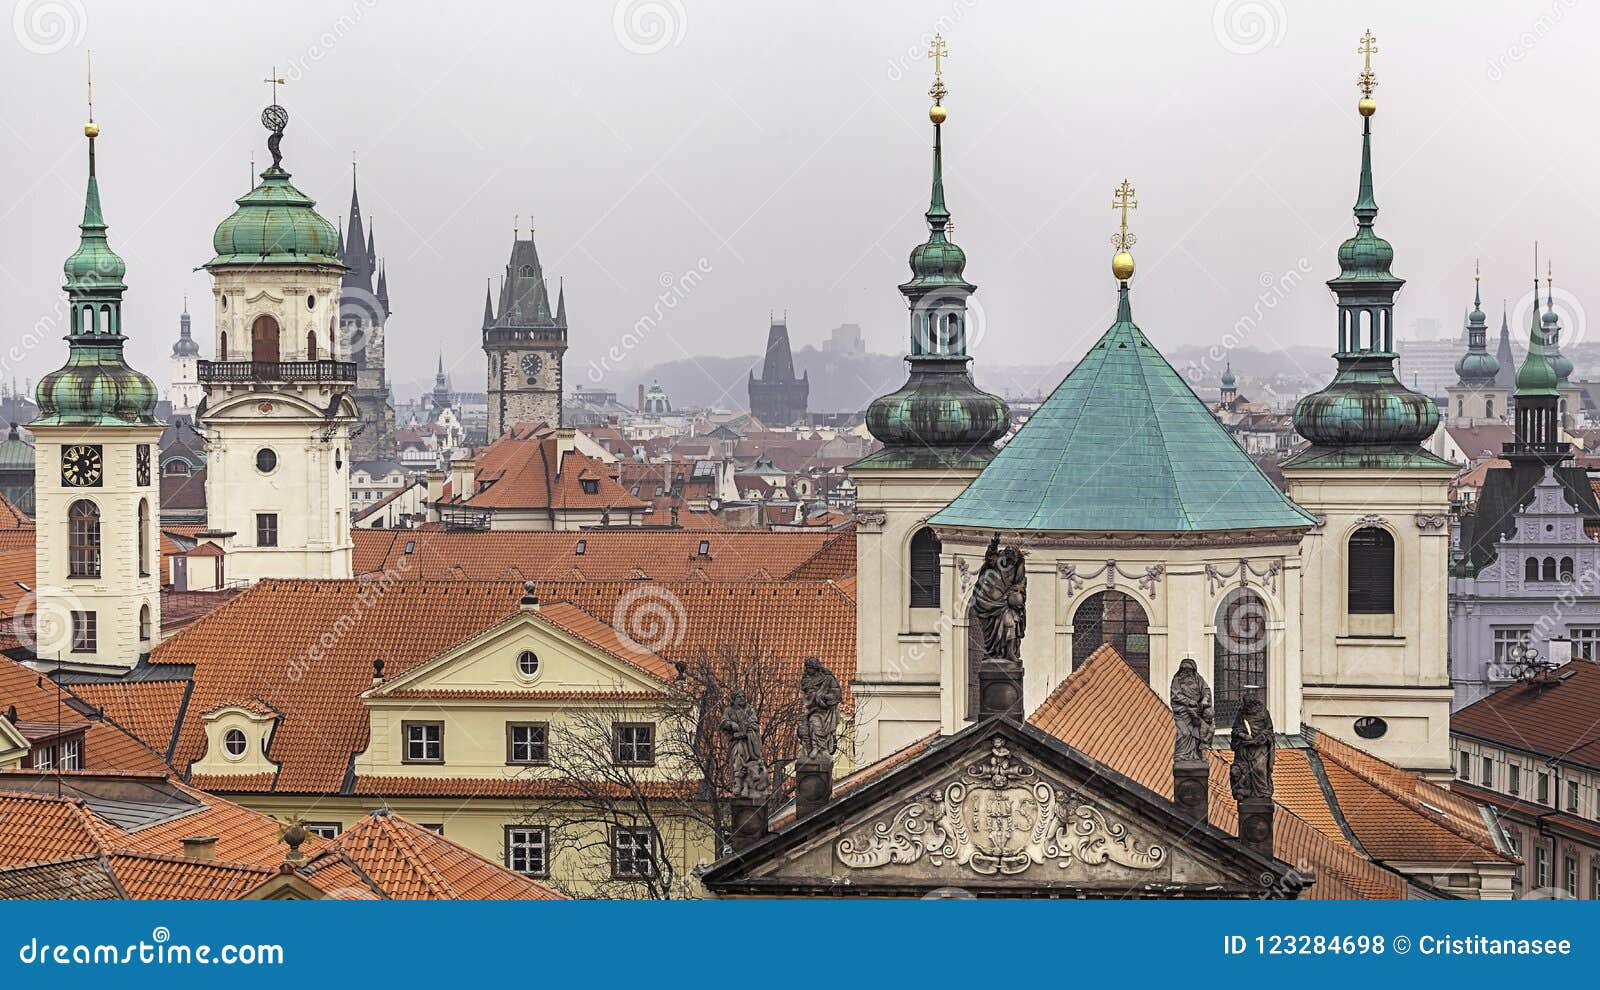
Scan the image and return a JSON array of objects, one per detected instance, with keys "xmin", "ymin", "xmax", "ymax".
[
  {"xmin": 1358, "ymin": 97, "xmax": 1376, "ymax": 117},
  {"xmin": 84, "ymin": 120, "xmax": 99, "ymax": 138},
  {"xmin": 1112, "ymin": 250, "xmax": 1135, "ymax": 282},
  {"xmin": 929, "ymin": 103, "xmax": 947, "ymax": 125}
]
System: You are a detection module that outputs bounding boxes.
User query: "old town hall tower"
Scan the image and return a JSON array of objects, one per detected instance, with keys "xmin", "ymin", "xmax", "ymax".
[{"xmin": 483, "ymin": 227, "xmax": 567, "ymax": 437}]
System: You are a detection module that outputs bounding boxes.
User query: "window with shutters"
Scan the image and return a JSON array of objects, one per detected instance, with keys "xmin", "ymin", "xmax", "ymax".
[
  {"xmin": 908, "ymin": 527, "xmax": 941, "ymax": 608},
  {"xmin": 1347, "ymin": 527, "xmax": 1394, "ymax": 614}
]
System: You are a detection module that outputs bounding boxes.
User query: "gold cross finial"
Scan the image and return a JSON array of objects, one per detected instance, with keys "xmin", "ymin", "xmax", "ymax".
[
  {"xmin": 928, "ymin": 34, "xmax": 949, "ymax": 105},
  {"xmin": 1357, "ymin": 30, "xmax": 1378, "ymax": 99},
  {"xmin": 1111, "ymin": 179, "xmax": 1138, "ymax": 251},
  {"xmin": 263, "ymin": 67, "xmax": 285, "ymax": 105},
  {"xmin": 513, "ymin": 213, "xmax": 519, "ymax": 237},
  {"xmin": 83, "ymin": 49, "xmax": 98, "ymax": 138}
]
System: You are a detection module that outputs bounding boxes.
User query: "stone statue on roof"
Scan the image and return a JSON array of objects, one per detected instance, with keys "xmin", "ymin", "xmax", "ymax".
[
  {"xmin": 1228, "ymin": 694, "xmax": 1274, "ymax": 803},
  {"xmin": 797, "ymin": 657, "xmax": 841, "ymax": 767},
  {"xmin": 1170, "ymin": 656, "xmax": 1214, "ymax": 765},
  {"xmin": 971, "ymin": 533, "xmax": 1026, "ymax": 661},
  {"xmin": 721, "ymin": 691, "xmax": 770, "ymax": 801}
]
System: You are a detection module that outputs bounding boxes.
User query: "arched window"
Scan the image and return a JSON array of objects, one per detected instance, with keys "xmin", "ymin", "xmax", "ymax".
[
  {"xmin": 1542, "ymin": 557, "xmax": 1557, "ymax": 582},
  {"xmin": 138, "ymin": 604, "xmax": 151, "ymax": 643},
  {"xmin": 908, "ymin": 527, "xmax": 941, "ymax": 608},
  {"xmin": 520, "ymin": 264, "xmax": 535, "ymax": 277},
  {"xmin": 164, "ymin": 460, "xmax": 190, "ymax": 477},
  {"xmin": 1457, "ymin": 396, "xmax": 1465, "ymax": 417},
  {"xmin": 1347, "ymin": 527, "xmax": 1394, "ymax": 614},
  {"xmin": 1486, "ymin": 397, "xmax": 1495, "ymax": 418},
  {"xmin": 306, "ymin": 330, "xmax": 318, "ymax": 360},
  {"xmin": 137, "ymin": 499, "xmax": 150, "ymax": 577},
  {"xmin": 219, "ymin": 330, "xmax": 228, "ymax": 360},
  {"xmin": 1526, "ymin": 557, "xmax": 1540, "ymax": 582},
  {"xmin": 1071, "ymin": 590, "xmax": 1150, "ymax": 682},
  {"xmin": 1214, "ymin": 590, "xmax": 1269, "ymax": 727},
  {"xmin": 68, "ymin": 500, "xmax": 100, "ymax": 578},
  {"xmin": 1560, "ymin": 556, "xmax": 1575, "ymax": 582},
  {"xmin": 250, "ymin": 314, "xmax": 280, "ymax": 362}
]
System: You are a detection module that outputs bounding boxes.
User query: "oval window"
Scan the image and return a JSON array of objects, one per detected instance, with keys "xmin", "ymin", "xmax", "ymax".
[
  {"xmin": 306, "ymin": 293, "xmax": 317, "ymax": 310},
  {"xmin": 517, "ymin": 650, "xmax": 541, "ymax": 678},
  {"xmin": 256, "ymin": 448, "xmax": 278, "ymax": 473},
  {"xmin": 224, "ymin": 728, "xmax": 248, "ymax": 758},
  {"xmin": 221, "ymin": 296, "xmax": 228, "ymax": 310},
  {"xmin": 1353, "ymin": 716, "xmax": 1388, "ymax": 739}
]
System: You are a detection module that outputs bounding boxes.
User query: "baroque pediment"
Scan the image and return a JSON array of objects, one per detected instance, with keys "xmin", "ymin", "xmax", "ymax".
[{"xmin": 702, "ymin": 719, "xmax": 1301, "ymax": 898}]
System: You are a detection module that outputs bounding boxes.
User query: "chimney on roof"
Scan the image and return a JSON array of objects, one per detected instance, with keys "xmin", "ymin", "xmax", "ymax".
[
  {"xmin": 180, "ymin": 836, "xmax": 218, "ymax": 861},
  {"xmin": 426, "ymin": 468, "xmax": 446, "ymax": 504},
  {"xmin": 3, "ymin": 704, "xmax": 15, "ymax": 723},
  {"xmin": 372, "ymin": 658, "xmax": 385, "ymax": 687},
  {"xmin": 1550, "ymin": 637, "xmax": 1574, "ymax": 668},
  {"xmin": 520, "ymin": 580, "xmax": 541, "ymax": 611},
  {"xmin": 449, "ymin": 457, "xmax": 475, "ymax": 501}
]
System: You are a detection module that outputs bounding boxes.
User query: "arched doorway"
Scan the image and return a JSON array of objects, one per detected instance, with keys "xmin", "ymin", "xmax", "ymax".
[
  {"xmin": 1214, "ymin": 589, "xmax": 1269, "ymax": 726},
  {"xmin": 1071, "ymin": 590, "xmax": 1150, "ymax": 682},
  {"xmin": 251, "ymin": 315, "xmax": 280, "ymax": 362}
]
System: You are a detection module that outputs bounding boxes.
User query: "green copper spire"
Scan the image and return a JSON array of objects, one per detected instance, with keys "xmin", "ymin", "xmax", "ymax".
[
  {"xmin": 857, "ymin": 34, "xmax": 1008, "ymax": 471},
  {"xmin": 207, "ymin": 101, "xmax": 342, "ymax": 268},
  {"xmin": 1287, "ymin": 33, "xmax": 1444, "ymax": 470},
  {"xmin": 1517, "ymin": 258, "xmax": 1558, "ymax": 397},
  {"xmin": 32, "ymin": 114, "xmax": 159, "ymax": 428},
  {"xmin": 1543, "ymin": 262, "xmax": 1574, "ymax": 383},
  {"xmin": 1455, "ymin": 262, "xmax": 1498, "ymax": 385}
]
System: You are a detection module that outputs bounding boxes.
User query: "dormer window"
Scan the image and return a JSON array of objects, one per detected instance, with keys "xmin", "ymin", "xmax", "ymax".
[
  {"xmin": 698, "ymin": 540, "xmax": 710, "ymax": 556},
  {"xmin": 575, "ymin": 539, "xmax": 587, "ymax": 555},
  {"xmin": 223, "ymin": 728, "xmax": 248, "ymax": 759},
  {"xmin": 580, "ymin": 479, "xmax": 599, "ymax": 495}
]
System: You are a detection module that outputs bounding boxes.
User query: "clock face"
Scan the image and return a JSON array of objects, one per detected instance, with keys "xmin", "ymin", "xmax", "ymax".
[
  {"xmin": 136, "ymin": 444, "xmax": 151, "ymax": 487},
  {"xmin": 61, "ymin": 444, "xmax": 104, "ymax": 488},
  {"xmin": 521, "ymin": 352, "xmax": 543, "ymax": 382}
]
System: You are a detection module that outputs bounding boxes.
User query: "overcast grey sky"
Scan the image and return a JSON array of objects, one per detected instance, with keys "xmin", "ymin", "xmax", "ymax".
[{"xmin": 1, "ymin": 0, "xmax": 1594, "ymax": 403}]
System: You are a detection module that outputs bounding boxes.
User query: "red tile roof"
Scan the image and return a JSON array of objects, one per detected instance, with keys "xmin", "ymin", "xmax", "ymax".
[
  {"xmin": 462, "ymin": 434, "xmax": 646, "ymax": 512},
  {"xmin": 65, "ymin": 679, "xmax": 190, "ymax": 760},
  {"xmin": 0, "ymin": 657, "xmax": 171, "ymax": 775},
  {"xmin": 0, "ymin": 492, "xmax": 31, "ymax": 530},
  {"xmin": 311, "ymin": 809, "xmax": 565, "ymax": 899},
  {"xmin": 1453, "ymin": 658, "xmax": 1600, "ymax": 770}
]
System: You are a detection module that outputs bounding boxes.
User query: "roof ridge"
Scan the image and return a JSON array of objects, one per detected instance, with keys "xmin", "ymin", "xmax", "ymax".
[{"xmin": 372, "ymin": 813, "xmax": 457, "ymax": 899}]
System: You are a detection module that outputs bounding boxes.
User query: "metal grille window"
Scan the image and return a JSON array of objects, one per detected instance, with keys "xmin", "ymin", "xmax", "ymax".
[
  {"xmin": 613, "ymin": 724, "xmax": 655, "ymax": 766},
  {"xmin": 1347, "ymin": 527, "xmax": 1394, "ymax": 613},
  {"xmin": 611, "ymin": 827, "xmax": 655, "ymax": 879},
  {"xmin": 1072, "ymin": 590, "xmax": 1150, "ymax": 682},
  {"xmin": 68, "ymin": 499, "xmax": 100, "ymax": 578},
  {"xmin": 908, "ymin": 527, "xmax": 941, "ymax": 608},
  {"xmin": 1213, "ymin": 590, "xmax": 1269, "ymax": 727},
  {"xmin": 506, "ymin": 826, "xmax": 548, "ymax": 877}
]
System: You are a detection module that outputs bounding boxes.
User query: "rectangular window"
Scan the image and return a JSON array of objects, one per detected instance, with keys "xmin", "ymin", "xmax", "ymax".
[
  {"xmin": 256, "ymin": 513, "xmax": 278, "ymax": 547},
  {"xmin": 70, "ymin": 611, "xmax": 97, "ymax": 653},
  {"xmin": 1481, "ymin": 755, "xmax": 1493, "ymax": 788},
  {"xmin": 304, "ymin": 823, "xmax": 341, "ymax": 840},
  {"xmin": 612, "ymin": 723, "xmax": 655, "ymax": 766},
  {"xmin": 1492, "ymin": 628, "xmax": 1531, "ymax": 674},
  {"xmin": 507, "ymin": 722, "xmax": 548, "ymax": 765},
  {"xmin": 1565, "ymin": 856, "xmax": 1578, "ymax": 897},
  {"xmin": 58, "ymin": 738, "xmax": 81, "ymax": 771},
  {"xmin": 506, "ymin": 826, "xmax": 548, "ymax": 877},
  {"xmin": 402, "ymin": 721, "xmax": 443, "ymax": 764},
  {"xmin": 1591, "ymin": 863, "xmax": 1600, "ymax": 901},
  {"xmin": 30, "ymin": 745, "xmax": 53, "ymax": 770},
  {"xmin": 1458, "ymin": 751, "xmax": 1470, "ymax": 781},
  {"xmin": 1538, "ymin": 772, "xmax": 1551, "ymax": 805},
  {"xmin": 1570, "ymin": 627, "xmax": 1600, "ymax": 660},
  {"xmin": 68, "ymin": 503, "xmax": 101, "ymax": 578},
  {"xmin": 611, "ymin": 827, "xmax": 656, "ymax": 879},
  {"xmin": 1568, "ymin": 780, "xmax": 1580, "ymax": 813},
  {"xmin": 1536, "ymin": 845, "xmax": 1550, "ymax": 888},
  {"xmin": 1509, "ymin": 765, "xmax": 1521, "ymax": 796}
]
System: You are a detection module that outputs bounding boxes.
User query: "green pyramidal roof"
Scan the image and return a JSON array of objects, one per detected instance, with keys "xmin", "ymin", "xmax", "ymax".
[{"xmin": 931, "ymin": 285, "xmax": 1314, "ymax": 533}]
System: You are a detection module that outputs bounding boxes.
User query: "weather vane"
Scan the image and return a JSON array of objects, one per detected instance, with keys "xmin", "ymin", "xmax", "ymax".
[
  {"xmin": 928, "ymin": 34, "xmax": 948, "ymax": 106},
  {"xmin": 260, "ymin": 67, "xmax": 289, "ymax": 168},
  {"xmin": 1357, "ymin": 30, "xmax": 1378, "ymax": 106}
]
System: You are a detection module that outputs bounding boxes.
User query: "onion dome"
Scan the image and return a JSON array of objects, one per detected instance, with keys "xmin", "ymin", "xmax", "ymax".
[
  {"xmin": 32, "ymin": 117, "xmax": 159, "ymax": 428},
  {"xmin": 1287, "ymin": 34, "xmax": 1444, "ymax": 469},
  {"xmin": 207, "ymin": 104, "xmax": 342, "ymax": 268},
  {"xmin": 859, "ymin": 38, "xmax": 1009, "ymax": 470},
  {"xmin": 1454, "ymin": 264, "xmax": 1498, "ymax": 384},
  {"xmin": 1543, "ymin": 268, "xmax": 1574, "ymax": 383},
  {"xmin": 1517, "ymin": 278, "xmax": 1559, "ymax": 397},
  {"xmin": 1220, "ymin": 363, "xmax": 1237, "ymax": 389},
  {"xmin": 172, "ymin": 299, "xmax": 200, "ymax": 357}
]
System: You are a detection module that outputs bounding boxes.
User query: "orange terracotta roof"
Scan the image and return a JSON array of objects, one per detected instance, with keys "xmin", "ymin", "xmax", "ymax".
[
  {"xmin": 0, "ymin": 792, "xmax": 111, "ymax": 866},
  {"xmin": 312, "ymin": 809, "xmax": 566, "ymax": 899},
  {"xmin": 0, "ymin": 657, "xmax": 171, "ymax": 775},
  {"xmin": 66, "ymin": 679, "xmax": 190, "ymax": 759},
  {"xmin": 351, "ymin": 527, "xmax": 845, "ymax": 583},
  {"xmin": 0, "ymin": 530, "xmax": 36, "ymax": 553},
  {"xmin": 782, "ymin": 528, "xmax": 857, "ymax": 580},
  {"xmin": 0, "ymin": 492, "xmax": 32, "ymax": 530},
  {"xmin": 108, "ymin": 851, "xmax": 276, "ymax": 900},
  {"xmin": 0, "ymin": 856, "xmax": 122, "ymax": 899},
  {"xmin": 1453, "ymin": 659, "xmax": 1600, "ymax": 770},
  {"xmin": 464, "ymin": 435, "xmax": 646, "ymax": 512},
  {"xmin": 0, "ymin": 546, "xmax": 35, "ymax": 619}
]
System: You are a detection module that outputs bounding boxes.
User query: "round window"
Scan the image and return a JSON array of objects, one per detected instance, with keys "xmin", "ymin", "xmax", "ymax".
[
  {"xmin": 223, "ymin": 728, "xmax": 248, "ymax": 758},
  {"xmin": 256, "ymin": 448, "xmax": 278, "ymax": 473},
  {"xmin": 306, "ymin": 293, "xmax": 317, "ymax": 310},
  {"xmin": 517, "ymin": 650, "xmax": 541, "ymax": 678}
]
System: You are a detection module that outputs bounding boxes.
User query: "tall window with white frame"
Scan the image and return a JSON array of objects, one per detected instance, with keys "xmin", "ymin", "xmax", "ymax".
[
  {"xmin": 1492, "ymin": 628, "xmax": 1530, "ymax": 677},
  {"xmin": 68, "ymin": 499, "xmax": 100, "ymax": 578},
  {"xmin": 1570, "ymin": 627, "xmax": 1600, "ymax": 660}
]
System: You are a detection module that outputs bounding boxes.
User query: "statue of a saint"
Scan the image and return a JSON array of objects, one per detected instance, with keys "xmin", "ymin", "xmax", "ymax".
[
  {"xmin": 1228, "ymin": 694, "xmax": 1274, "ymax": 803},
  {"xmin": 721, "ymin": 691, "xmax": 770, "ymax": 801},
  {"xmin": 971, "ymin": 534, "xmax": 1027, "ymax": 661},
  {"xmin": 797, "ymin": 657, "xmax": 842, "ymax": 764},
  {"xmin": 1170, "ymin": 657, "xmax": 1214, "ymax": 765}
]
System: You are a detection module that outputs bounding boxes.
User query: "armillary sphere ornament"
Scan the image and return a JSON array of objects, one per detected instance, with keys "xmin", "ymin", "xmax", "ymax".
[{"xmin": 261, "ymin": 104, "xmax": 288, "ymax": 133}]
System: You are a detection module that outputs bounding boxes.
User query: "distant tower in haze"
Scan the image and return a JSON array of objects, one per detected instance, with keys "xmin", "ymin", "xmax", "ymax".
[
  {"xmin": 483, "ymin": 226, "xmax": 568, "ymax": 437},
  {"xmin": 340, "ymin": 165, "xmax": 396, "ymax": 461},
  {"xmin": 748, "ymin": 317, "xmax": 809, "ymax": 426},
  {"xmin": 170, "ymin": 298, "xmax": 202, "ymax": 421}
]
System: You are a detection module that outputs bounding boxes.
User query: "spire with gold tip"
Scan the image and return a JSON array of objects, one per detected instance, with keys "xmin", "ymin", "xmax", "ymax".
[{"xmin": 1111, "ymin": 179, "xmax": 1137, "ymax": 283}]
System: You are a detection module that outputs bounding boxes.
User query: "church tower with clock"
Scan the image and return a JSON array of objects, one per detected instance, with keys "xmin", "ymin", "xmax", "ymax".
[
  {"xmin": 197, "ymin": 96, "xmax": 356, "ymax": 583},
  {"xmin": 483, "ymin": 227, "xmax": 567, "ymax": 437},
  {"xmin": 29, "ymin": 110, "xmax": 163, "ymax": 670}
]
